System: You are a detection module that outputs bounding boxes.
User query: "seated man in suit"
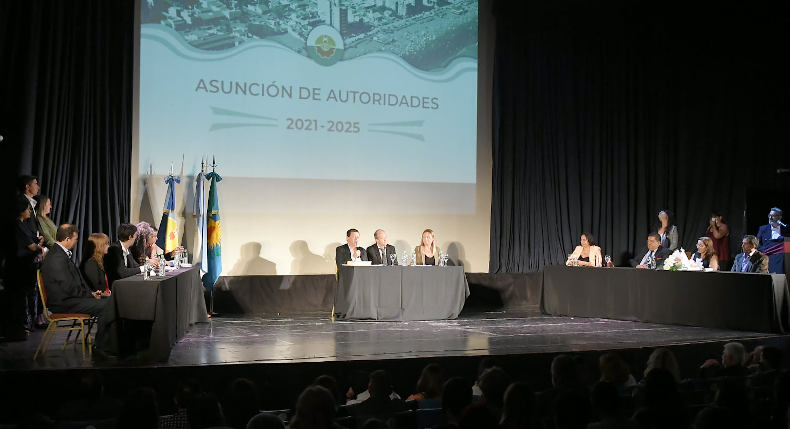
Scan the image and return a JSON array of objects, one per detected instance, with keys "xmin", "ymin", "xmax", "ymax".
[
  {"xmin": 366, "ymin": 229, "xmax": 398, "ymax": 266},
  {"xmin": 335, "ymin": 228, "xmax": 366, "ymax": 271},
  {"xmin": 105, "ymin": 223, "xmax": 157, "ymax": 288},
  {"xmin": 40, "ymin": 224, "xmax": 106, "ymax": 317},
  {"xmin": 636, "ymin": 233, "xmax": 671, "ymax": 269},
  {"xmin": 731, "ymin": 235, "xmax": 769, "ymax": 273}
]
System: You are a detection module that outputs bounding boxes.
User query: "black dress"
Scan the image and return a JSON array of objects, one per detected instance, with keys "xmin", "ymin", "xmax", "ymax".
[
  {"xmin": 424, "ymin": 255, "xmax": 436, "ymax": 266},
  {"xmin": 692, "ymin": 252, "xmax": 711, "ymax": 269},
  {"xmin": 81, "ymin": 258, "xmax": 107, "ymax": 292}
]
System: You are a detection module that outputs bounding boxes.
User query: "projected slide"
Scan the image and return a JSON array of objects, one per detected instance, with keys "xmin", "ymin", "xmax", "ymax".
[{"xmin": 139, "ymin": 0, "xmax": 478, "ymax": 185}]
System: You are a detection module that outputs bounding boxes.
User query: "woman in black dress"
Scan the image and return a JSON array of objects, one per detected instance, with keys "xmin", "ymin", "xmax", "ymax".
[{"xmin": 81, "ymin": 232, "xmax": 111, "ymax": 294}]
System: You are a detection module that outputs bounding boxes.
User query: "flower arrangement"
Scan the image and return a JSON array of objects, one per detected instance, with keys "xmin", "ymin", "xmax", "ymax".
[
  {"xmin": 662, "ymin": 248, "xmax": 704, "ymax": 271},
  {"xmin": 663, "ymin": 249, "xmax": 688, "ymax": 271}
]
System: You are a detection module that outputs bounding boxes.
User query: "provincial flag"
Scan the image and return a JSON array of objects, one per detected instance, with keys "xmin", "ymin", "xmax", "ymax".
[
  {"xmin": 156, "ymin": 175, "xmax": 180, "ymax": 253},
  {"xmin": 203, "ymin": 171, "xmax": 222, "ymax": 291}
]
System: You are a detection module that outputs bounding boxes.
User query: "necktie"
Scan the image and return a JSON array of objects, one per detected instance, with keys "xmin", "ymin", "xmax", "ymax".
[
  {"xmin": 743, "ymin": 256, "xmax": 749, "ymax": 272},
  {"xmin": 380, "ymin": 248, "xmax": 385, "ymax": 265},
  {"xmin": 649, "ymin": 251, "xmax": 654, "ymax": 267}
]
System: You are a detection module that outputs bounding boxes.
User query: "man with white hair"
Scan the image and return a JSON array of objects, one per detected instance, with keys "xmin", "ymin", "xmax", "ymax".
[
  {"xmin": 366, "ymin": 229, "xmax": 398, "ymax": 266},
  {"xmin": 700, "ymin": 342, "xmax": 748, "ymax": 378}
]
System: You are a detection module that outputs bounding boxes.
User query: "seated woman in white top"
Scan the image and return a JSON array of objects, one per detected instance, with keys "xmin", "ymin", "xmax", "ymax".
[{"xmin": 566, "ymin": 232, "xmax": 603, "ymax": 267}]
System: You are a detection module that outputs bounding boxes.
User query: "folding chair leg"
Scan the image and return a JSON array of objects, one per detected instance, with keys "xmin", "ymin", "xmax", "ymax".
[
  {"xmin": 63, "ymin": 320, "xmax": 78, "ymax": 350},
  {"xmin": 79, "ymin": 320, "xmax": 86, "ymax": 359},
  {"xmin": 34, "ymin": 322, "xmax": 55, "ymax": 360}
]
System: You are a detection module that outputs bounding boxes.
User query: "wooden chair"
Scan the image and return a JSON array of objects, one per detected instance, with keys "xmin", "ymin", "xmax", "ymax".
[{"xmin": 34, "ymin": 270, "xmax": 95, "ymax": 359}]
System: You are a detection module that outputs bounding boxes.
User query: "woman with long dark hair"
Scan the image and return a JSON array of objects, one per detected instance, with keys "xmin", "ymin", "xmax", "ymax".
[{"xmin": 654, "ymin": 210, "xmax": 679, "ymax": 251}]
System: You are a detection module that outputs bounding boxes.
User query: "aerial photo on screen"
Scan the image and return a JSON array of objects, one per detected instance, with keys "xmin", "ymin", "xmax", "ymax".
[{"xmin": 141, "ymin": 0, "xmax": 478, "ymax": 70}]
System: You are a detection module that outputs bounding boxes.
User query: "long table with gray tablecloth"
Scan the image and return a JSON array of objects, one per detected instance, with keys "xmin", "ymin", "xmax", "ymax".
[
  {"xmin": 95, "ymin": 266, "xmax": 209, "ymax": 361},
  {"xmin": 335, "ymin": 265, "xmax": 470, "ymax": 320},
  {"xmin": 541, "ymin": 266, "xmax": 789, "ymax": 333}
]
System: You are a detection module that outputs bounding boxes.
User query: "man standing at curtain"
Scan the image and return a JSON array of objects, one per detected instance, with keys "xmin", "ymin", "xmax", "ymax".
[
  {"xmin": 17, "ymin": 174, "xmax": 42, "ymax": 238},
  {"xmin": 366, "ymin": 229, "xmax": 398, "ymax": 266},
  {"xmin": 636, "ymin": 233, "xmax": 671, "ymax": 269}
]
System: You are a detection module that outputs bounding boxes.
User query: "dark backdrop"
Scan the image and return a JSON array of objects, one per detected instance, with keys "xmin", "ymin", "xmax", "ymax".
[
  {"xmin": 0, "ymin": 0, "xmax": 134, "ymax": 261},
  {"xmin": 490, "ymin": 0, "xmax": 790, "ymax": 272}
]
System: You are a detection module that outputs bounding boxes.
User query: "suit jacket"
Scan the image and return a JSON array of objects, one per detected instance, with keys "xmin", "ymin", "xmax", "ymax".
[
  {"xmin": 638, "ymin": 246, "xmax": 672, "ymax": 269},
  {"xmin": 23, "ymin": 196, "xmax": 40, "ymax": 237},
  {"xmin": 40, "ymin": 244, "xmax": 93, "ymax": 312},
  {"xmin": 105, "ymin": 242, "xmax": 141, "ymax": 287},
  {"xmin": 367, "ymin": 243, "xmax": 398, "ymax": 265},
  {"xmin": 756, "ymin": 224, "xmax": 790, "ymax": 251},
  {"xmin": 336, "ymin": 244, "xmax": 367, "ymax": 270},
  {"xmin": 731, "ymin": 251, "xmax": 769, "ymax": 273},
  {"xmin": 658, "ymin": 225, "xmax": 679, "ymax": 251}
]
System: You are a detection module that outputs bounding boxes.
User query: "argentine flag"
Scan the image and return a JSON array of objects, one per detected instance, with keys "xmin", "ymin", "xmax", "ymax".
[{"xmin": 156, "ymin": 175, "xmax": 180, "ymax": 253}]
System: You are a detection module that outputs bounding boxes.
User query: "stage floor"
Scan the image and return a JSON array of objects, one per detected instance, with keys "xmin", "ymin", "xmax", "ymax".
[{"xmin": 0, "ymin": 308, "xmax": 781, "ymax": 371}]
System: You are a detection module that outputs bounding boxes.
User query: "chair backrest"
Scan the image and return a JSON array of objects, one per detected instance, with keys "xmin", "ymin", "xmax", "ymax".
[{"xmin": 36, "ymin": 270, "xmax": 52, "ymax": 322}]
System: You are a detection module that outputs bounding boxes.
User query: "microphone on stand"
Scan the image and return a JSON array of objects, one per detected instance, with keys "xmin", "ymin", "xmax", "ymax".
[{"xmin": 779, "ymin": 221, "xmax": 787, "ymax": 227}]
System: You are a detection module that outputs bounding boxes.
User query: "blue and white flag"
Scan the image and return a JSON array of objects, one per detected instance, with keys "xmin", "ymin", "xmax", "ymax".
[{"xmin": 193, "ymin": 169, "xmax": 208, "ymax": 275}]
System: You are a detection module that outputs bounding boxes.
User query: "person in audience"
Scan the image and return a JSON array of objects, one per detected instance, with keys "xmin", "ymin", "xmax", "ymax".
[
  {"xmin": 188, "ymin": 392, "xmax": 226, "ymax": 429},
  {"xmin": 159, "ymin": 378, "xmax": 201, "ymax": 429},
  {"xmin": 747, "ymin": 346, "xmax": 783, "ymax": 388},
  {"xmin": 472, "ymin": 357, "xmax": 500, "ymax": 398},
  {"xmin": 630, "ymin": 368, "xmax": 688, "ymax": 429},
  {"xmin": 700, "ymin": 342, "xmax": 748, "ymax": 378},
  {"xmin": 643, "ymin": 348, "xmax": 681, "ymax": 383},
  {"xmin": 731, "ymin": 235, "xmax": 769, "ymax": 273},
  {"xmin": 118, "ymin": 387, "xmax": 159, "ymax": 429},
  {"xmin": 536, "ymin": 354, "xmax": 584, "ymax": 426},
  {"xmin": 499, "ymin": 382, "xmax": 536, "ymax": 429},
  {"xmin": 359, "ymin": 418, "xmax": 388, "ymax": 429},
  {"xmin": 335, "ymin": 228, "xmax": 366, "ymax": 271},
  {"xmin": 290, "ymin": 385, "xmax": 346, "ymax": 429},
  {"xmin": 475, "ymin": 366, "xmax": 511, "ymax": 422},
  {"xmin": 246, "ymin": 413, "xmax": 285, "ymax": 429},
  {"xmin": 415, "ymin": 228, "xmax": 442, "ymax": 265},
  {"xmin": 654, "ymin": 209, "xmax": 679, "ymax": 251},
  {"xmin": 81, "ymin": 233, "xmax": 111, "ymax": 294},
  {"xmin": 565, "ymin": 232, "xmax": 602, "ymax": 267},
  {"xmin": 693, "ymin": 378, "xmax": 749, "ymax": 429},
  {"xmin": 553, "ymin": 389, "xmax": 590, "ymax": 429},
  {"xmin": 434, "ymin": 377, "xmax": 472, "ymax": 429},
  {"xmin": 7, "ymin": 195, "xmax": 44, "ymax": 337},
  {"xmin": 57, "ymin": 372, "xmax": 121, "ymax": 422},
  {"xmin": 105, "ymin": 223, "xmax": 155, "ymax": 288},
  {"xmin": 691, "ymin": 236, "xmax": 719, "ymax": 270},
  {"xmin": 757, "ymin": 207, "xmax": 789, "ymax": 251},
  {"xmin": 17, "ymin": 174, "xmax": 41, "ymax": 236},
  {"xmin": 599, "ymin": 353, "xmax": 637, "ymax": 393},
  {"xmin": 407, "ymin": 363, "xmax": 445, "ymax": 406},
  {"xmin": 40, "ymin": 224, "xmax": 107, "ymax": 317},
  {"xmin": 705, "ymin": 212, "xmax": 730, "ymax": 270},
  {"xmin": 587, "ymin": 381, "xmax": 640, "ymax": 429},
  {"xmin": 313, "ymin": 374, "xmax": 343, "ymax": 405},
  {"xmin": 131, "ymin": 221, "xmax": 161, "ymax": 264},
  {"xmin": 34, "ymin": 195, "xmax": 57, "ymax": 248},
  {"xmin": 635, "ymin": 233, "xmax": 671, "ymax": 269},
  {"xmin": 366, "ymin": 229, "xmax": 397, "ymax": 266},
  {"xmin": 224, "ymin": 378, "xmax": 261, "ymax": 429},
  {"xmin": 346, "ymin": 370, "xmax": 405, "ymax": 423}
]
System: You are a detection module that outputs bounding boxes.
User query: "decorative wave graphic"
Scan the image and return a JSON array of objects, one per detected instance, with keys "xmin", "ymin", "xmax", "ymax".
[{"xmin": 141, "ymin": 24, "xmax": 476, "ymax": 83}]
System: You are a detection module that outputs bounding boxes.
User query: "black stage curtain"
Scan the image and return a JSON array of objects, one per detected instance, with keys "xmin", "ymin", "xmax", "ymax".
[
  {"xmin": 0, "ymin": 0, "xmax": 134, "ymax": 260},
  {"xmin": 491, "ymin": 1, "xmax": 790, "ymax": 272}
]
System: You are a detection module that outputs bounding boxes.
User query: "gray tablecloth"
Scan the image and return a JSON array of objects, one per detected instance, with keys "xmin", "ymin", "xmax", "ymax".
[
  {"xmin": 95, "ymin": 266, "xmax": 209, "ymax": 361},
  {"xmin": 335, "ymin": 265, "xmax": 469, "ymax": 321},
  {"xmin": 541, "ymin": 266, "xmax": 790, "ymax": 333}
]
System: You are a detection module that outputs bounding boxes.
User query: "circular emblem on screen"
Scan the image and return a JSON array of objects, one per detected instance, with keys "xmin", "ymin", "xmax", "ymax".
[{"xmin": 307, "ymin": 25, "xmax": 344, "ymax": 66}]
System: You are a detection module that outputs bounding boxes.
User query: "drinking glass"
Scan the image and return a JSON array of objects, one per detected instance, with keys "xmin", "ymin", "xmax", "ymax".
[
  {"xmin": 389, "ymin": 253, "xmax": 396, "ymax": 266},
  {"xmin": 604, "ymin": 255, "xmax": 611, "ymax": 267}
]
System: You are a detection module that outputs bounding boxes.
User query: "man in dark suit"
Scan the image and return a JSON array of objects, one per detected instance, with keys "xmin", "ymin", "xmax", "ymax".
[
  {"xmin": 636, "ymin": 233, "xmax": 671, "ymax": 269},
  {"xmin": 18, "ymin": 174, "xmax": 41, "ymax": 236},
  {"xmin": 731, "ymin": 235, "xmax": 769, "ymax": 273},
  {"xmin": 757, "ymin": 207, "xmax": 789, "ymax": 251},
  {"xmin": 366, "ymin": 229, "xmax": 398, "ymax": 266},
  {"xmin": 335, "ymin": 228, "xmax": 366, "ymax": 271},
  {"xmin": 104, "ymin": 223, "xmax": 146, "ymax": 288},
  {"xmin": 40, "ymin": 224, "xmax": 106, "ymax": 316}
]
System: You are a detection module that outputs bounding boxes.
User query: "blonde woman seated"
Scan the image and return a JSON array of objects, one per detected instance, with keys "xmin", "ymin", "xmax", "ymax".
[
  {"xmin": 691, "ymin": 236, "xmax": 719, "ymax": 270},
  {"xmin": 415, "ymin": 229, "xmax": 442, "ymax": 265},
  {"xmin": 566, "ymin": 233, "xmax": 602, "ymax": 267}
]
